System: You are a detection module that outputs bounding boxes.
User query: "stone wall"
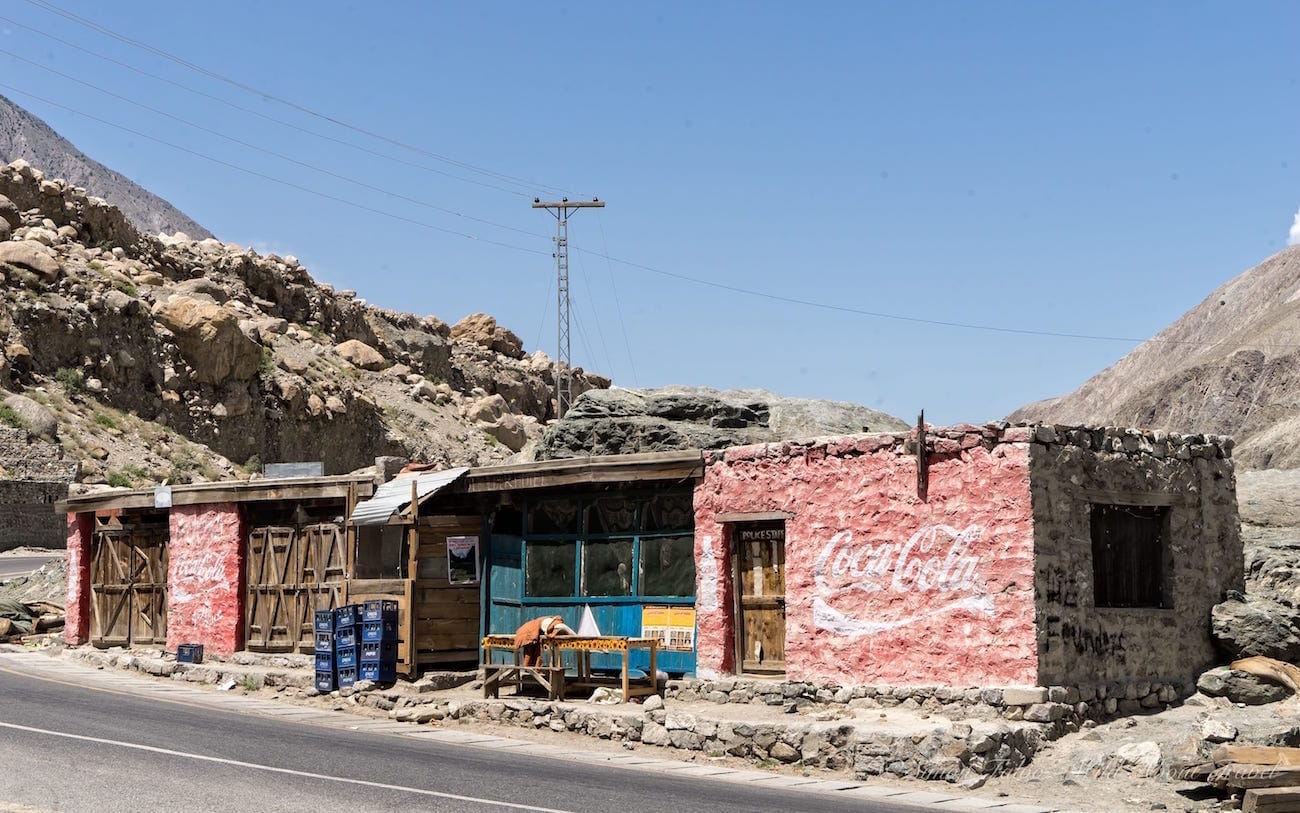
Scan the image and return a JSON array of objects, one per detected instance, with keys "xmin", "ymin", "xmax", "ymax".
[
  {"xmin": 693, "ymin": 425, "xmax": 1038, "ymax": 686},
  {"xmin": 64, "ymin": 512, "xmax": 92, "ymax": 643},
  {"xmin": 166, "ymin": 503, "xmax": 245, "ymax": 655},
  {"xmin": 0, "ymin": 427, "xmax": 76, "ymax": 552},
  {"xmin": 1028, "ymin": 426, "xmax": 1240, "ymax": 686}
]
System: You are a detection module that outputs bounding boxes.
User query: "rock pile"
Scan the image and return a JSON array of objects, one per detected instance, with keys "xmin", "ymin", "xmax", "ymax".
[{"xmin": 0, "ymin": 159, "xmax": 610, "ymax": 483}]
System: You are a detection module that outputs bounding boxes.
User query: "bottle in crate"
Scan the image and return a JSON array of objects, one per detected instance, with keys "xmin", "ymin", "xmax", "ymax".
[
  {"xmin": 314, "ymin": 630, "xmax": 335, "ymax": 653},
  {"xmin": 334, "ymin": 604, "xmax": 362, "ymax": 629},
  {"xmin": 336, "ymin": 645, "xmax": 358, "ymax": 670},
  {"xmin": 337, "ymin": 665, "xmax": 358, "ymax": 688},
  {"xmin": 362, "ymin": 599, "xmax": 398, "ymax": 621},
  {"xmin": 361, "ymin": 616, "xmax": 397, "ymax": 642},
  {"xmin": 314, "ymin": 610, "xmax": 334, "ymax": 633},
  {"xmin": 359, "ymin": 660, "xmax": 397, "ymax": 683},
  {"xmin": 315, "ymin": 670, "xmax": 336, "ymax": 692}
]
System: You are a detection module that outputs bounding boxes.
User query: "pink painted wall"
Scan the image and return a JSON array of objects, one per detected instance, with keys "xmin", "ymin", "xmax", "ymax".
[
  {"xmin": 694, "ymin": 434, "xmax": 1038, "ymax": 686},
  {"xmin": 64, "ymin": 512, "xmax": 93, "ymax": 644},
  {"xmin": 167, "ymin": 503, "xmax": 245, "ymax": 655}
]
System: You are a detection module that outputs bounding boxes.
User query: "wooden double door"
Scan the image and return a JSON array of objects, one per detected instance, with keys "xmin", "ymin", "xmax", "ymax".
[
  {"xmin": 245, "ymin": 524, "xmax": 346, "ymax": 651},
  {"xmin": 734, "ymin": 521, "xmax": 786, "ymax": 674},
  {"xmin": 90, "ymin": 516, "xmax": 169, "ymax": 647}
]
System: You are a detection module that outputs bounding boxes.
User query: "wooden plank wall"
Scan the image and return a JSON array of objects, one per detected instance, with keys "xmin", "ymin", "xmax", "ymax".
[
  {"xmin": 414, "ymin": 517, "xmax": 481, "ymax": 665},
  {"xmin": 347, "ymin": 578, "xmax": 414, "ymax": 676}
]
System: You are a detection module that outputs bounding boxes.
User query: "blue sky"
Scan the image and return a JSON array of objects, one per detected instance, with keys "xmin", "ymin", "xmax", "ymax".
[{"xmin": 2, "ymin": 2, "xmax": 1296, "ymax": 425}]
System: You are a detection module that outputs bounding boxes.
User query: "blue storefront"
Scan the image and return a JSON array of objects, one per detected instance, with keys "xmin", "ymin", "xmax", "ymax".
[{"xmin": 471, "ymin": 453, "xmax": 703, "ymax": 677}]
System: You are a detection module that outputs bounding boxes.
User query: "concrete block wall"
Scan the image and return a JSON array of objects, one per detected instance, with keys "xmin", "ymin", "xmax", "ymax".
[{"xmin": 0, "ymin": 480, "xmax": 70, "ymax": 552}]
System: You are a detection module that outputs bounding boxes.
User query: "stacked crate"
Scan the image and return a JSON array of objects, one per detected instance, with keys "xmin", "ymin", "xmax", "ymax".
[
  {"xmin": 334, "ymin": 604, "xmax": 361, "ymax": 688},
  {"xmin": 359, "ymin": 599, "xmax": 398, "ymax": 684},
  {"xmin": 313, "ymin": 610, "xmax": 336, "ymax": 692}
]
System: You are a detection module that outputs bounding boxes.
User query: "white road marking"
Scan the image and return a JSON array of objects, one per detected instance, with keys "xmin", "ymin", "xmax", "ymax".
[{"xmin": 0, "ymin": 720, "xmax": 579, "ymax": 813}]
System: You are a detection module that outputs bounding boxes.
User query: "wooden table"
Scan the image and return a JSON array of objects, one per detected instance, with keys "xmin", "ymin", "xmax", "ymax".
[
  {"xmin": 479, "ymin": 634, "xmax": 659, "ymax": 703},
  {"xmin": 480, "ymin": 635, "xmax": 565, "ymax": 699},
  {"xmin": 550, "ymin": 636, "xmax": 659, "ymax": 703}
]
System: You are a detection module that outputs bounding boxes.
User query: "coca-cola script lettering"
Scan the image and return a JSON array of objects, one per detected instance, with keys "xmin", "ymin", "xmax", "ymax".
[{"xmin": 812, "ymin": 524, "xmax": 995, "ymax": 636}]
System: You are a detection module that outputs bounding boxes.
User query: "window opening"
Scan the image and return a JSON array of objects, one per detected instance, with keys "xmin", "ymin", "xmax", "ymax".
[{"xmin": 1090, "ymin": 504, "xmax": 1169, "ymax": 608}]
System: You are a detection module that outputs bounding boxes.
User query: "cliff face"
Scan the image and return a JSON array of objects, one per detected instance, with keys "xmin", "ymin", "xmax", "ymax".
[
  {"xmin": 0, "ymin": 94, "xmax": 213, "ymax": 240},
  {"xmin": 0, "ymin": 159, "xmax": 608, "ymax": 487},
  {"xmin": 1010, "ymin": 245, "xmax": 1300, "ymax": 470}
]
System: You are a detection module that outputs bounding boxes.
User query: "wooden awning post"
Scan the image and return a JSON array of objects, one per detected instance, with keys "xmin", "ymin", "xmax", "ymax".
[{"xmin": 916, "ymin": 410, "xmax": 928, "ymax": 501}]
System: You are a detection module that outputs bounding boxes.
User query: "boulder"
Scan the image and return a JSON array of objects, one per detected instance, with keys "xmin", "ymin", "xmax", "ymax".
[
  {"xmin": 466, "ymin": 393, "xmax": 508, "ymax": 424},
  {"xmin": 335, "ymin": 339, "xmax": 387, "ymax": 371},
  {"xmin": 153, "ymin": 295, "xmax": 262, "ymax": 384},
  {"xmin": 533, "ymin": 386, "xmax": 909, "ymax": 461},
  {"xmin": 0, "ymin": 194, "xmax": 20, "ymax": 230},
  {"xmin": 1211, "ymin": 595, "xmax": 1300, "ymax": 662},
  {"xmin": 1196, "ymin": 666, "xmax": 1291, "ymax": 705},
  {"xmin": 450, "ymin": 313, "xmax": 525, "ymax": 359},
  {"xmin": 484, "ymin": 414, "xmax": 529, "ymax": 452},
  {"xmin": 172, "ymin": 277, "xmax": 229, "ymax": 303},
  {"xmin": 3, "ymin": 393, "xmax": 57, "ymax": 438},
  {"xmin": 0, "ymin": 240, "xmax": 60, "ymax": 281}
]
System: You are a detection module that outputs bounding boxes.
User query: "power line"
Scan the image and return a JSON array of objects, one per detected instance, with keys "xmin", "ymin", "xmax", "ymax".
[
  {"xmin": 0, "ymin": 48, "xmax": 549, "ymax": 241},
  {"xmin": 19, "ymin": 0, "xmax": 580, "ymax": 197},
  {"xmin": 0, "ymin": 13, "xmax": 539, "ymax": 199},
  {"xmin": 595, "ymin": 210, "xmax": 639, "ymax": 386},
  {"xmin": 0, "ymin": 83, "xmax": 549, "ymax": 258},
  {"xmin": 572, "ymin": 228, "xmax": 616, "ymax": 378}
]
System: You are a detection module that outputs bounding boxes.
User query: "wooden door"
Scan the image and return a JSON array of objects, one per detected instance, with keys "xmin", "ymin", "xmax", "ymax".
[
  {"xmin": 246, "ymin": 524, "xmax": 347, "ymax": 652},
  {"xmin": 90, "ymin": 516, "xmax": 169, "ymax": 647},
  {"xmin": 734, "ymin": 522, "xmax": 786, "ymax": 674}
]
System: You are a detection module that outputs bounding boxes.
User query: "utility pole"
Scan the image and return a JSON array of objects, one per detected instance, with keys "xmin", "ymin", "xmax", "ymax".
[{"xmin": 532, "ymin": 196, "xmax": 604, "ymax": 419}]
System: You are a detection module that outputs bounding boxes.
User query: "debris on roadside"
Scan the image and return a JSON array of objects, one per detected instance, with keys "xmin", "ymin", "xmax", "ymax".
[{"xmin": 0, "ymin": 597, "xmax": 64, "ymax": 642}]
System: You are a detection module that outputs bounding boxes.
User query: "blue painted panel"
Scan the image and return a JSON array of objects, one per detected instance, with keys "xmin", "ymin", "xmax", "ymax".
[{"xmin": 487, "ymin": 534, "xmax": 524, "ymax": 636}]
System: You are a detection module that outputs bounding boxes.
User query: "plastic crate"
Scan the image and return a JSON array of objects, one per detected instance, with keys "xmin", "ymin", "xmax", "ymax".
[
  {"xmin": 314, "ymin": 610, "xmax": 334, "ymax": 632},
  {"xmin": 176, "ymin": 643, "xmax": 204, "ymax": 664},
  {"xmin": 336, "ymin": 625, "xmax": 357, "ymax": 648},
  {"xmin": 336, "ymin": 645, "xmax": 358, "ymax": 669},
  {"xmin": 337, "ymin": 665, "xmax": 357, "ymax": 688},
  {"xmin": 360, "ymin": 640, "xmax": 397, "ymax": 663},
  {"xmin": 362, "ymin": 599, "xmax": 398, "ymax": 621},
  {"xmin": 314, "ymin": 652, "xmax": 334, "ymax": 672},
  {"xmin": 361, "ymin": 618, "xmax": 397, "ymax": 642},
  {"xmin": 359, "ymin": 661, "xmax": 397, "ymax": 683},
  {"xmin": 315, "ymin": 670, "xmax": 336, "ymax": 692},
  {"xmin": 334, "ymin": 604, "xmax": 362, "ymax": 628},
  {"xmin": 314, "ymin": 631, "xmax": 335, "ymax": 653}
]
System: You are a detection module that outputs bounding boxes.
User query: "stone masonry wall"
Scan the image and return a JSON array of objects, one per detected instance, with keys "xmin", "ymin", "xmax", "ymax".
[
  {"xmin": 166, "ymin": 503, "xmax": 245, "ymax": 655},
  {"xmin": 0, "ymin": 427, "xmax": 76, "ymax": 552},
  {"xmin": 694, "ymin": 425, "xmax": 1038, "ymax": 686},
  {"xmin": 1028, "ymin": 426, "xmax": 1240, "ymax": 687}
]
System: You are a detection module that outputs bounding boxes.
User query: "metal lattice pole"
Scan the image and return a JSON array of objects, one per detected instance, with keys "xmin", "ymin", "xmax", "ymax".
[{"xmin": 533, "ymin": 197, "xmax": 604, "ymax": 419}]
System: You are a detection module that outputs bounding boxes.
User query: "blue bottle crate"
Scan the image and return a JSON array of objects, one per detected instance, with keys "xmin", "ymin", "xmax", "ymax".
[
  {"xmin": 361, "ymin": 617, "xmax": 397, "ymax": 642},
  {"xmin": 336, "ymin": 645, "xmax": 358, "ymax": 669},
  {"xmin": 360, "ymin": 640, "xmax": 397, "ymax": 662},
  {"xmin": 337, "ymin": 665, "xmax": 357, "ymax": 688},
  {"xmin": 334, "ymin": 604, "xmax": 362, "ymax": 628},
  {"xmin": 315, "ymin": 670, "xmax": 336, "ymax": 692},
  {"xmin": 314, "ymin": 631, "xmax": 334, "ymax": 653},
  {"xmin": 362, "ymin": 599, "xmax": 398, "ymax": 621},
  {"xmin": 336, "ymin": 625, "xmax": 357, "ymax": 648},
  {"xmin": 359, "ymin": 661, "xmax": 397, "ymax": 683},
  {"xmin": 314, "ymin": 652, "xmax": 334, "ymax": 672},
  {"xmin": 314, "ymin": 610, "xmax": 334, "ymax": 632},
  {"xmin": 176, "ymin": 643, "xmax": 204, "ymax": 664}
]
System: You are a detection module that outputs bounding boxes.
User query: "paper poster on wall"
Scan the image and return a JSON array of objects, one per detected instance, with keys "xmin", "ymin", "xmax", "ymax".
[
  {"xmin": 641, "ymin": 605, "xmax": 697, "ymax": 651},
  {"xmin": 446, "ymin": 535, "xmax": 480, "ymax": 585}
]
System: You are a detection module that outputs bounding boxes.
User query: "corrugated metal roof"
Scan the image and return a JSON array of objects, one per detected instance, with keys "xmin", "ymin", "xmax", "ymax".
[{"xmin": 349, "ymin": 467, "xmax": 469, "ymax": 526}]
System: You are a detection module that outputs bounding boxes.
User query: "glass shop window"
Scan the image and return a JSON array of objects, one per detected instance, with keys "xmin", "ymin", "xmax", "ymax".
[
  {"xmin": 525, "ymin": 540, "xmax": 576, "ymax": 597},
  {"xmin": 585, "ymin": 497, "xmax": 637, "ymax": 535},
  {"xmin": 640, "ymin": 534, "xmax": 696, "ymax": 597},
  {"xmin": 643, "ymin": 493, "xmax": 694, "ymax": 533},
  {"xmin": 354, "ymin": 525, "xmax": 407, "ymax": 579},
  {"xmin": 582, "ymin": 538, "xmax": 635, "ymax": 596},
  {"xmin": 1090, "ymin": 504, "xmax": 1169, "ymax": 609},
  {"xmin": 528, "ymin": 499, "xmax": 580, "ymax": 535}
]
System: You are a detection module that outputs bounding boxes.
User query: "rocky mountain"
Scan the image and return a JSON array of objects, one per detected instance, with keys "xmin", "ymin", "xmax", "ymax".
[
  {"xmin": 0, "ymin": 159, "xmax": 609, "ymax": 487},
  {"xmin": 0, "ymin": 94, "xmax": 213, "ymax": 240},
  {"xmin": 1010, "ymin": 245, "xmax": 1300, "ymax": 469},
  {"xmin": 529, "ymin": 386, "xmax": 909, "ymax": 460}
]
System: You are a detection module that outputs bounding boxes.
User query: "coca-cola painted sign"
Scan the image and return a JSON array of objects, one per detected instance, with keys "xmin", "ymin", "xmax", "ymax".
[{"xmin": 812, "ymin": 523, "xmax": 995, "ymax": 636}]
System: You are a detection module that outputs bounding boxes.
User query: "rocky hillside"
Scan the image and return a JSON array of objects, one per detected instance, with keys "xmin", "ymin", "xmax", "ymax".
[
  {"xmin": 0, "ymin": 159, "xmax": 608, "ymax": 487},
  {"xmin": 529, "ymin": 386, "xmax": 909, "ymax": 460},
  {"xmin": 0, "ymin": 94, "xmax": 212, "ymax": 240},
  {"xmin": 1010, "ymin": 245, "xmax": 1300, "ymax": 469}
]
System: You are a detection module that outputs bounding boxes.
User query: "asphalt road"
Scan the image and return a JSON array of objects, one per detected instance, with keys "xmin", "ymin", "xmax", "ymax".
[
  {"xmin": 0, "ymin": 663, "xmax": 936, "ymax": 813},
  {"xmin": 0, "ymin": 555, "xmax": 58, "ymax": 580}
]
